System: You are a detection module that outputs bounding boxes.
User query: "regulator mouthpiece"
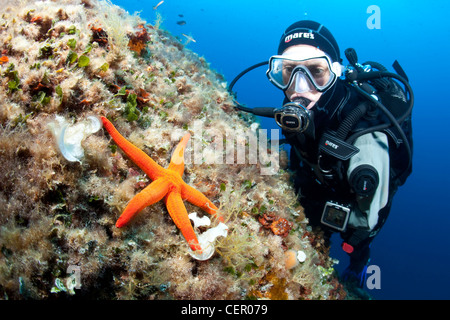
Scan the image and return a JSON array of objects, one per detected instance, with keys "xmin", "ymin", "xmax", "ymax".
[{"xmin": 274, "ymin": 101, "xmax": 311, "ymax": 133}]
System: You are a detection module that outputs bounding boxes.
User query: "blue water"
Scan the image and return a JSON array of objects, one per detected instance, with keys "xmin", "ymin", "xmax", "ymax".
[{"xmin": 112, "ymin": 0, "xmax": 450, "ymax": 299}]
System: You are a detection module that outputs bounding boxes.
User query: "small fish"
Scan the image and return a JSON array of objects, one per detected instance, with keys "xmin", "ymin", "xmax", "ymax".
[
  {"xmin": 153, "ymin": 1, "xmax": 164, "ymax": 10},
  {"xmin": 176, "ymin": 20, "xmax": 186, "ymax": 26},
  {"xmin": 182, "ymin": 33, "xmax": 196, "ymax": 43},
  {"xmin": 178, "ymin": 14, "xmax": 184, "ymax": 18}
]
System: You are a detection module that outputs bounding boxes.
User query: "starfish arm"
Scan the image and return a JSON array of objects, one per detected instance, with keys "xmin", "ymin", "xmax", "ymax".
[
  {"xmin": 101, "ymin": 116, "xmax": 165, "ymax": 180},
  {"xmin": 181, "ymin": 183, "xmax": 224, "ymax": 222},
  {"xmin": 116, "ymin": 178, "xmax": 170, "ymax": 228},
  {"xmin": 165, "ymin": 191, "xmax": 202, "ymax": 252},
  {"xmin": 167, "ymin": 133, "xmax": 190, "ymax": 176}
]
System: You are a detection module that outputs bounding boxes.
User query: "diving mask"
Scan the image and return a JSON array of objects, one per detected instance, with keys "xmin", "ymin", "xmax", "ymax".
[{"xmin": 267, "ymin": 55, "xmax": 341, "ymax": 93}]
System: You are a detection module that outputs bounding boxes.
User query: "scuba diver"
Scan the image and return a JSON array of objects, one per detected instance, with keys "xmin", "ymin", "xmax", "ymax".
[{"xmin": 228, "ymin": 20, "xmax": 414, "ymax": 288}]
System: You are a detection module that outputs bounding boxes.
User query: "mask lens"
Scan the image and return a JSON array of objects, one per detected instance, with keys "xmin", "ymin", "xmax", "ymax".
[
  {"xmin": 303, "ymin": 59, "xmax": 332, "ymax": 87},
  {"xmin": 268, "ymin": 58, "xmax": 285, "ymax": 87}
]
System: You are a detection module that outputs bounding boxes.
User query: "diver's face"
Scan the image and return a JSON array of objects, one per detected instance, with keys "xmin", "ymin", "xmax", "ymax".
[{"xmin": 282, "ymin": 45, "xmax": 328, "ymax": 110}]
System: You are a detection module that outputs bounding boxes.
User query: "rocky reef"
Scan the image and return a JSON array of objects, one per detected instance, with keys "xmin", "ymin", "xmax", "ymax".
[{"xmin": 0, "ymin": 0, "xmax": 345, "ymax": 300}]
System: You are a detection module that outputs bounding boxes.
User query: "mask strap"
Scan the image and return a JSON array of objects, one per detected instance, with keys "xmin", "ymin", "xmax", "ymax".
[{"xmin": 332, "ymin": 61, "xmax": 343, "ymax": 77}]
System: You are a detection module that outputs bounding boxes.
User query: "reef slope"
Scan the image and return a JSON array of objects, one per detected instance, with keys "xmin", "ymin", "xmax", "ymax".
[{"xmin": 0, "ymin": 0, "xmax": 344, "ymax": 300}]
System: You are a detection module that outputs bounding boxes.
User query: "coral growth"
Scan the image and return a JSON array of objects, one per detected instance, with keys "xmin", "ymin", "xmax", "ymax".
[{"xmin": 0, "ymin": 0, "xmax": 344, "ymax": 300}]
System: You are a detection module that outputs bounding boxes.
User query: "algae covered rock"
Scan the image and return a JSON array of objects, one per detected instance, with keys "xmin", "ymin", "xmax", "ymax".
[{"xmin": 0, "ymin": 0, "xmax": 344, "ymax": 300}]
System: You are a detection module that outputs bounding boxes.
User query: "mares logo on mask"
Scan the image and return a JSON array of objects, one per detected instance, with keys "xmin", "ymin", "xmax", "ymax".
[{"xmin": 285, "ymin": 32, "xmax": 315, "ymax": 43}]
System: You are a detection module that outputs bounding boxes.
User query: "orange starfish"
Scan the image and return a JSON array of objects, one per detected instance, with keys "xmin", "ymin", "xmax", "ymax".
[{"xmin": 101, "ymin": 116, "xmax": 223, "ymax": 253}]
